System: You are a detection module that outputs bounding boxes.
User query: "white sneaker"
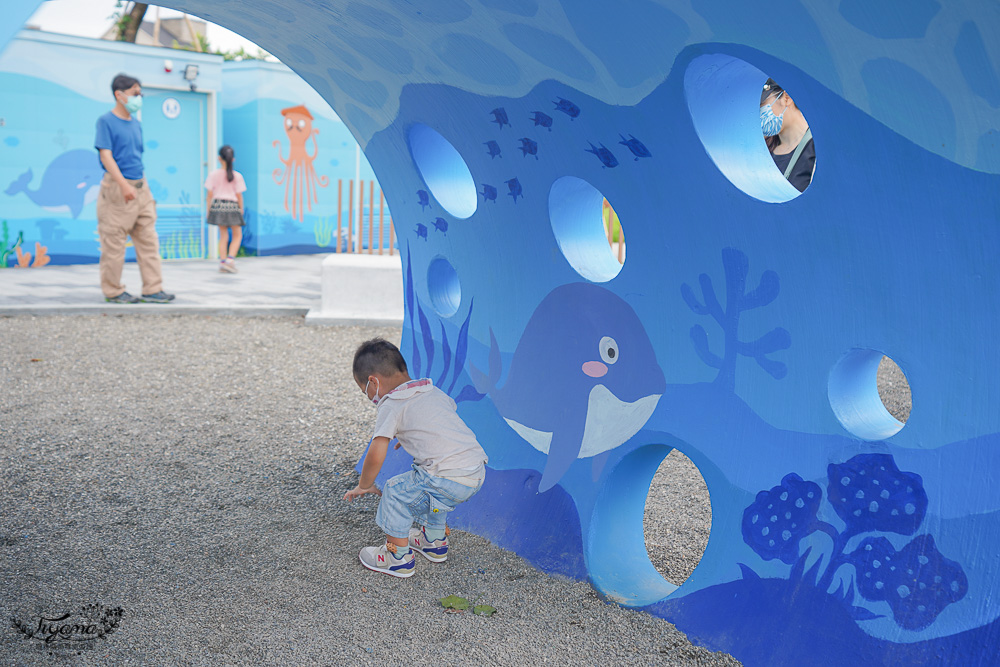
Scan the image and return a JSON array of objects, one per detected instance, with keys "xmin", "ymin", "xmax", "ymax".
[
  {"xmin": 409, "ymin": 526, "xmax": 449, "ymax": 563},
  {"xmin": 359, "ymin": 542, "xmax": 415, "ymax": 578}
]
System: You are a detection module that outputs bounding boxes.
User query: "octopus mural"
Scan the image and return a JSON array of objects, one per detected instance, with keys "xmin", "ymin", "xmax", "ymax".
[{"xmin": 272, "ymin": 104, "xmax": 328, "ymax": 222}]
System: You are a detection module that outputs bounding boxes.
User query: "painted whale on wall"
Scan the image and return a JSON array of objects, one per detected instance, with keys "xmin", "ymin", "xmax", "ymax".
[
  {"xmin": 4, "ymin": 149, "xmax": 103, "ymax": 219},
  {"xmin": 472, "ymin": 282, "xmax": 665, "ymax": 492}
]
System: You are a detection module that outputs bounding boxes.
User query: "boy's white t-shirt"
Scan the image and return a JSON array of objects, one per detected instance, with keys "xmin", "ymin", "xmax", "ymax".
[{"xmin": 373, "ymin": 379, "xmax": 487, "ymax": 478}]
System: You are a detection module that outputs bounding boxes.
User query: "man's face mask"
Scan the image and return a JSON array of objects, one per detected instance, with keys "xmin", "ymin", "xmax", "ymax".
[{"xmin": 121, "ymin": 92, "xmax": 142, "ymax": 115}]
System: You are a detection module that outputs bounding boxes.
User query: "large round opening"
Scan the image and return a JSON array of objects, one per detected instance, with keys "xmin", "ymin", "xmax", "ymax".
[
  {"xmin": 684, "ymin": 54, "xmax": 816, "ymax": 202},
  {"xmin": 549, "ymin": 176, "xmax": 625, "ymax": 282},
  {"xmin": 829, "ymin": 349, "xmax": 911, "ymax": 441},
  {"xmin": 408, "ymin": 123, "xmax": 477, "ymax": 219},
  {"xmin": 588, "ymin": 443, "xmax": 711, "ymax": 606}
]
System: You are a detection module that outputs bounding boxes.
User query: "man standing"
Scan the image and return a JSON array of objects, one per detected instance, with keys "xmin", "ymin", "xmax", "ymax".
[{"xmin": 95, "ymin": 73, "xmax": 174, "ymax": 304}]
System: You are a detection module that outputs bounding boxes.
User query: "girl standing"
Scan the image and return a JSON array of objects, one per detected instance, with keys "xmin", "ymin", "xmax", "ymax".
[{"xmin": 205, "ymin": 145, "xmax": 247, "ymax": 273}]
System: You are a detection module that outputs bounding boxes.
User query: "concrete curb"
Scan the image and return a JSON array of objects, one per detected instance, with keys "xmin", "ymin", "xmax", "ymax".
[
  {"xmin": 304, "ymin": 309, "xmax": 404, "ymax": 327},
  {"xmin": 0, "ymin": 304, "xmax": 311, "ymax": 318}
]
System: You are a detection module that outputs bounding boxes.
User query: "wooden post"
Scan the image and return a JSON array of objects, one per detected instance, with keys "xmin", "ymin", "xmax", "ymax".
[
  {"xmin": 368, "ymin": 181, "xmax": 374, "ymax": 254},
  {"xmin": 357, "ymin": 179, "xmax": 364, "ymax": 254},
  {"xmin": 378, "ymin": 189, "xmax": 385, "ymax": 255},
  {"xmin": 336, "ymin": 179, "xmax": 342, "ymax": 253},
  {"xmin": 347, "ymin": 180, "xmax": 353, "ymax": 254},
  {"xmin": 617, "ymin": 219, "xmax": 625, "ymax": 264}
]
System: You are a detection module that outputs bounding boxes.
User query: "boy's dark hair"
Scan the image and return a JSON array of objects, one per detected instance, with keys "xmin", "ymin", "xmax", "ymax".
[
  {"xmin": 353, "ymin": 338, "xmax": 407, "ymax": 380},
  {"xmin": 111, "ymin": 74, "xmax": 141, "ymax": 95}
]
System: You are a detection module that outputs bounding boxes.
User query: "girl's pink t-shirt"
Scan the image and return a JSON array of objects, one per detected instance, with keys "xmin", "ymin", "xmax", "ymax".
[{"xmin": 204, "ymin": 168, "xmax": 247, "ymax": 202}]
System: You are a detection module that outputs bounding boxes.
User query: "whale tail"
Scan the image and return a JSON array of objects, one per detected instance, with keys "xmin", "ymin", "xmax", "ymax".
[
  {"xmin": 4, "ymin": 169, "xmax": 32, "ymax": 196},
  {"xmin": 470, "ymin": 327, "xmax": 502, "ymax": 395}
]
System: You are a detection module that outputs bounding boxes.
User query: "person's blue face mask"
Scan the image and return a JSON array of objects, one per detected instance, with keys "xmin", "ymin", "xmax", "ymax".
[
  {"xmin": 760, "ymin": 92, "xmax": 785, "ymax": 137},
  {"xmin": 124, "ymin": 94, "xmax": 142, "ymax": 115}
]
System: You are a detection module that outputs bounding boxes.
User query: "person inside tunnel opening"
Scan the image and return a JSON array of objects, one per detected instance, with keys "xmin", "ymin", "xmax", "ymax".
[{"xmin": 760, "ymin": 78, "xmax": 816, "ymax": 193}]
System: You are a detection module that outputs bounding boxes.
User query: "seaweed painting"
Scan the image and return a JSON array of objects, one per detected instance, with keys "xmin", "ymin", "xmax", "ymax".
[
  {"xmin": 681, "ymin": 248, "xmax": 790, "ymax": 391},
  {"xmin": 403, "ymin": 244, "xmax": 482, "ymax": 403},
  {"xmin": 0, "ymin": 221, "xmax": 24, "ymax": 268},
  {"xmin": 741, "ymin": 453, "xmax": 968, "ymax": 631}
]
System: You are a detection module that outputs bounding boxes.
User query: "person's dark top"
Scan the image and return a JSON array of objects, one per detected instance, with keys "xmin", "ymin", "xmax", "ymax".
[
  {"xmin": 770, "ymin": 137, "xmax": 815, "ymax": 193},
  {"xmin": 95, "ymin": 112, "xmax": 144, "ymax": 180}
]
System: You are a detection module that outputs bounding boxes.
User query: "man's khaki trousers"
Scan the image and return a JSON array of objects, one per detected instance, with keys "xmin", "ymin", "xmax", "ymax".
[{"xmin": 96, "ymin": 172, "xmax": 163, "ymax": 298}]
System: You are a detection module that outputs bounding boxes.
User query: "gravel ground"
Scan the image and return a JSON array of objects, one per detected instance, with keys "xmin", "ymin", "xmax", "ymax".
[{"xmin": 0, "ymin": 315, "xmax": 739, "ymax": 666}]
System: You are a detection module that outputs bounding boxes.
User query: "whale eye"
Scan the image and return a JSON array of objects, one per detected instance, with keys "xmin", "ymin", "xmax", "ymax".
[{"xmin": 599, "ymin": 336, "xmax": 618, "ymax": 365}]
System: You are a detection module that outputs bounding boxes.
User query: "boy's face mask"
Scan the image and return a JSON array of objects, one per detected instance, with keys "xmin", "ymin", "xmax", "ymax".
[
  {"xmin": 364, "ymin": 377, "xmax": 381, "ymax": 405},
  {"xmin": 760, "ymin": 92, "xmax": 785, "ymax": 137}
]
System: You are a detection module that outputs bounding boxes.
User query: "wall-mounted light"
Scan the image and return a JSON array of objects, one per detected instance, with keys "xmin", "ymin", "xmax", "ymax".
[{"xmin": 183, "ymin": 64, "xmax": 199, "ymax": 90}]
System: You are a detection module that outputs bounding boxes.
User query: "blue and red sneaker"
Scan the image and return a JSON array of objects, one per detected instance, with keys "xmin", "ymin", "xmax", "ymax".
[
  {"xmin": 359, "ymin": 542, "xmax": 415, "ymax": 578},
  {"xmin": 409, "ymin": 526, "xmax": 449, "ymax": 563}
]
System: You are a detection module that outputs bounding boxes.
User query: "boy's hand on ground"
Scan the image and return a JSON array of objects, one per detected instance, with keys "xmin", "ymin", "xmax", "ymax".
[
  {"xmin": 343, "ymin": 484, "xmax": 381, "ymax": 501},
  {"xmin": 120, "ymin": 182, "xmax": 137, "ymax": 202}
]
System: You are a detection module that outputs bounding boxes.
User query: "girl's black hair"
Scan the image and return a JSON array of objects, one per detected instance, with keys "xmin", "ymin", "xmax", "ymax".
[{"xmin": 219, "ymin": 145, "xmax": 235, "ymax": 183}]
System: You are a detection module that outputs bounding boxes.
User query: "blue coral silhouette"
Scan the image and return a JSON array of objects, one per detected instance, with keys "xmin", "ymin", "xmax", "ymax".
[
  {"xmin": 682, "ymin": 248, "xmax": 790, "ymax": 391},
  {"xmin": 741, "ymin": 453, "xmax": 968, "ymax": 631}
]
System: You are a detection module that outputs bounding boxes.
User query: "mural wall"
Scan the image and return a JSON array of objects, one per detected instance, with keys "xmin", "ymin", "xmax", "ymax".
[
  {"xmin": 0, "ymin": 30, "xmax": 222, "ymax": 266},
  {"xmin": 221, "ymin": 61, "xmax": 385, "ymax": 256},
  {"xmin": 5, "ymin": 2, "xmax": 1000, "ymax": 665}
]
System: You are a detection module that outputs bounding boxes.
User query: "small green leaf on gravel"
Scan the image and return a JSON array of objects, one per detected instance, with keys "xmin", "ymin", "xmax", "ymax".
[
  {"xmin": 473, "ymin": 604, "xmax": 496, "ymax": 617},
  {"xmin": 440, "ymin": 595, "xmax": 469, "ymax": 610}
]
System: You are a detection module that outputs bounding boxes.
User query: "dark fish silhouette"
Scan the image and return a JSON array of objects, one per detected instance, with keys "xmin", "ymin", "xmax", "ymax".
[
  {"xmin": 416, "ymin": 223, "xmax": 428, "ymax": 240},
  {"xmin": 433, "ymin": 217, "xmax": 448, "ymax": 234},
  {"xmin": 480, "ymin": 183, "xmax": 498, "ymax": 203},
  {"xmin": 619, "ymin": 134, "xmax": 651, "ymax": 160},
  {"xmin": 417, "ymin": 189, "xmax": 430, "ymax": 210},
  {"xmin": 553, "ymin": 97, "xmax": 580, "ymax": 119},
  {"xmin": 530, "ymin": 111, "xmax": 553, "ymax": 130},
  {"xmin": 506, "ymin": 178, "xmax": 523, "ymax": 203},
  {"xmin": 484, "ymin": 140, "xmax": 502, "ymax": 159},
  {"xmin": 518, "ymin": 137, "xmax": 539, "ymax": 159},
  {"xmin": 490, "ymin": 107, "xmax": 510, "ymax": 129},
  {"xmin": 586, "ymin": 142, "xmax": 618, "ymax": 168}
]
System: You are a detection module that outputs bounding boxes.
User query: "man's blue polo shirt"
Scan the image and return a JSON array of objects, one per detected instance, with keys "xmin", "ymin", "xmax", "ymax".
[{"xmin": 95, "ymin": 111, "xmax": 144, "ymax": 180}]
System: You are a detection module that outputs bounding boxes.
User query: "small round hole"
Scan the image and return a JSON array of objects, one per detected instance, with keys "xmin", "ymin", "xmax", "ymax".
[
  {"xmin": 408, "ymin": 123, "xmax": 477, "ymax": 219},
  {"xmin": 644, "ymin": 449, "xmax": 711, "ymax": 586},
  {"xmin": 427, "ymin": 256, "xmax": 461, "ymax": 317},
  {"xmin": 549, "ymin": 176, "xmax": 625, "ymax": 282},
  {"xmin": 684, "ymin": 54, "xmax": 816, "ymax": 202},
  {"xmin": 829, "ymin": 349, "xmax": 911, "ymax": 441}
]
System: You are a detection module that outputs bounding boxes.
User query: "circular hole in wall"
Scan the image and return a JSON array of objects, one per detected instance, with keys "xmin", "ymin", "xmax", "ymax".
[
  {"xmin": 427, "ymin": 256, "xmax": 461, "ymax": 317},
  {"xmin": 644, "ymin": 449, "xmax": 711, "ymax": 586},
  {"xmin": 829, "ymin": 349, "xmax": 911, "ymax": 441},
  {"xmin": 408, "ymin": 123, "xmax": 477, "ymax": 219},
  {"xmin": 587, "ymin": 443, "xmax": 711, "ymax": 606},
  {"xmin": 549, "ymin": 176, "xmax": 625, "ymax": 282},
  {"xmin": 684, "ymin": 54, "xmax": 816, "ymax": 202}
]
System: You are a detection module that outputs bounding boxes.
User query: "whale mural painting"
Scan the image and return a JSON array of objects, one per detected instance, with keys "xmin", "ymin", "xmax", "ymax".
[
  {"xmin": 5, "ymin": 1, "xmax": 1000, "ymax": 664},
  {"xmin": 4, "ymin": 149, "xmax": 103, "ymax": 219}
]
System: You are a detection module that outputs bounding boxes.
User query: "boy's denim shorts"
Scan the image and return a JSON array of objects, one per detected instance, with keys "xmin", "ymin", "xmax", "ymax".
[{"xmin": 376, "ymin": 464, "xmax": 483, "ymax": 538}]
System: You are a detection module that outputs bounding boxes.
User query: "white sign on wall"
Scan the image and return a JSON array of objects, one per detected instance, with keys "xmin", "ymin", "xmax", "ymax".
[{"xmin": 161, "ymin": 97, "xmax": 181, "ymax": 120}]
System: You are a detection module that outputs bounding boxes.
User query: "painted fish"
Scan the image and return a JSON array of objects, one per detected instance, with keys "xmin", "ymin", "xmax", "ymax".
[
  {"xmin": 4, "ymin": 149, "xmax": 104, "ymax": 219},
  {"xmin": 490, "ymin": 107, "xmax": 510, "ymax": 130},
  {"xmin": 619, "ymin": 134, "xmax": 652, "ymax": 160},
  {"xmin": 433, "ymin": 217, "xmax": 448, "ymax": 234},
  {"xmin": 415, "ymin": 222, "xmax": 428, "ymax": 240},
  {"xmin": 417, "ymin": 189, "xmax": 430, "ymax": 210},
  {"xmin": 553, "ymin": 97, "xmax": 581, "ymax": 119},
  {"xmin": 505, "ymin": 178, "xmax": 523, "ymax": 203},
  {"xmin": 471, "ymin": 283, "xmax": 665, "ymax": 492},
  {"xmin": 480, "ymin": 183, "xmax": 498, "ymax": 203},
  {"xmin": 586, "ymin": 142, "xmax": 619, "ymax": 168},
  {"xmin": 530, "ymin": 111, "xmax": 553, "ymax": 130},
  {"xmin": 519, "ymin": 137, "xmax": 539, "ymax": 159},
  {"xmin": 484, "ymin": 140, "xmax": 503, "ymax": 159}
]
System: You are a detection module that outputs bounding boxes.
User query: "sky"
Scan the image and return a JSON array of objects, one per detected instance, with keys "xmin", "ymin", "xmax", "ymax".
[{"xmin": 25, "ymin": 0, "xmax": 268, "ymax": 55}]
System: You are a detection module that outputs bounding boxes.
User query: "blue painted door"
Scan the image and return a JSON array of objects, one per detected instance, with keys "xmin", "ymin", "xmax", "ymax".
[{"xmin": 141, "ymin": 88, "xmax": 206, "ymax": 259}]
